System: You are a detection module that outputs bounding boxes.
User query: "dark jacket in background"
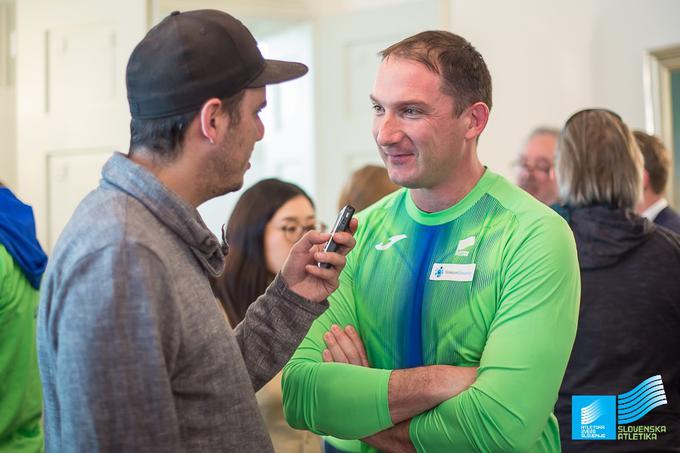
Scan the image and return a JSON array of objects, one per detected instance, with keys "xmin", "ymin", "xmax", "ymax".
[
  {"xmin": 555, "ymin": 205, "xmax": 680, "ymax": 452},
  {"xmin": 654, "ymin": 205, "xmax": 680, "ymax": 235}
]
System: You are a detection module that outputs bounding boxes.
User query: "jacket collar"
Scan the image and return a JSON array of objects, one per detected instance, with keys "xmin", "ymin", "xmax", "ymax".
[{"xmin": 101, "ymin": 152, "xmax": 225, "ymax": 276}]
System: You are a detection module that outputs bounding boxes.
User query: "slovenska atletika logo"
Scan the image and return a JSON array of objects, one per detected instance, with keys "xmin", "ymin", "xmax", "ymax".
[{"xmin": 572, "ymin": 375, "xmax": 668, "ymax": 441}]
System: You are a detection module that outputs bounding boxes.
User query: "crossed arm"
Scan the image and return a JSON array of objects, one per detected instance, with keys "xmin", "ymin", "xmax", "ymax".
[
  {"xmin": 282, "ymin": 214, "xmax": 581, "ymax": 452},
  {"xmin": 322, "ymin": 325, "xmax": 477, "ymax": 452}
]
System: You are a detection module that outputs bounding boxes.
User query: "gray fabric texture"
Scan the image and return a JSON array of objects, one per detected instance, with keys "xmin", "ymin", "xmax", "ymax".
[{"xmin": 37, "ymin": 152, "xmax": 328, "ymax": 452}]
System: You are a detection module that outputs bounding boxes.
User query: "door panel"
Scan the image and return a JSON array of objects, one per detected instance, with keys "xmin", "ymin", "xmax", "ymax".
[{"xmin": 16, "ymin": 0, "xmax": 150, "ymax": 250}]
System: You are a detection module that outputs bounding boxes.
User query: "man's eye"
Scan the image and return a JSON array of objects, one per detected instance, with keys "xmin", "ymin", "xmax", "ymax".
[
  {"xmin": 371, "ymin": 104, "xmax": 384, "ymax": 114},
  {"xmin": 404, "ymin": 107, "xmax": 419, "ymax": 115}
]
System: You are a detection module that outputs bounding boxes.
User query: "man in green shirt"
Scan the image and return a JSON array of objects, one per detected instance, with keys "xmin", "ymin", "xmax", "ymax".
[
  {"xmin": 0, "ymin": 184, "xmax": 46, "ymax": 452},
  {"xmin": 282, "ymin": 31, "xmax": 580, "ymax": 452}
]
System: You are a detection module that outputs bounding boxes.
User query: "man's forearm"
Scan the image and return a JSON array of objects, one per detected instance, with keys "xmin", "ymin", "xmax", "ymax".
[
  {"xmin": 362, "ymin": 420, "xmax": 415, "ymax": 453},
  {"xmin": 387, "ymin": 365, "xmax": 476, "ymax": 424}
]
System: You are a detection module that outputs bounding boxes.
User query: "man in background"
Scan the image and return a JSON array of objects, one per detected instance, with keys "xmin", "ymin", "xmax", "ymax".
[
  {"xmin": 0, "ymin": 181, "xmax": 46, "ymax": 452},
  {"xmin": 634, "ymin": 130, "xmax": 680, "ymax": 234},
  {"xmin": 516, "ymin": 127, "xmax": 560, "ymax": 206}
]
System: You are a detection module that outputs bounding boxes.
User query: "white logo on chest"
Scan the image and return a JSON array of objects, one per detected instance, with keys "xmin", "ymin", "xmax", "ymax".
[
  {"xmin": 375, "ymin": 234, "xmax": 408, "ymax": 251},
  {"xmin": 455, "ymin": 236, "xmax": 476, "ymax": 257}
]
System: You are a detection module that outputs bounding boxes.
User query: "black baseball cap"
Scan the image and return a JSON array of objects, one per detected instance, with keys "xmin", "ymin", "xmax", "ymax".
[{"xmin": 126, "ymin": 9, "xmax": 309, "ymax": 120}]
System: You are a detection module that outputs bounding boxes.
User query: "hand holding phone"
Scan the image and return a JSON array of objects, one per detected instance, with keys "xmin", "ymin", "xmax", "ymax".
[{"xmin": 318, "ymin": 205, "xmax": 355, "ymax": 269}]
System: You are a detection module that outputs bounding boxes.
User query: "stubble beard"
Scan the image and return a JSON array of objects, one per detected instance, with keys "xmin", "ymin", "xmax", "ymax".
[{"xmin": 206, "ymin": 129, "xmax": 247, "ymax": 199}]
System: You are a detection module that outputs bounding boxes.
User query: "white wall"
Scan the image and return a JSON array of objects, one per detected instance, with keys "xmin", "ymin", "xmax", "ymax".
[
  {"xmin": 590, "ymin": 0, "xmax": 680, "ymax": 130},
  {"xmin": 0, "ymin": 83, "xmax": 15, "ymax": 188},
  {"xmin": 449, "ymin": 0, "xmax": 598, "ymax": 180},
  {"xmin": 15, "ymin": 0, "xmax": 148, "ymax": 248},
  {"xmin": 448, "ymin": 0, "xmax": 680, "ymax": 181},
  {"xmin": 0, "ymin": 1, "xmax": 15, "ymax": 188}
]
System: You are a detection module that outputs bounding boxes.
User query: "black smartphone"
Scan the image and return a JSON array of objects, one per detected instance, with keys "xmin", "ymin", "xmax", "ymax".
[{"xmin": 318, "ymin": 205, "xmax": 355, "ymax": 269}]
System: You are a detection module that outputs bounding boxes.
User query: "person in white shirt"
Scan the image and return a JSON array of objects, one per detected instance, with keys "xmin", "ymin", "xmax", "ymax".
[{"xmin": 634, "ymin": 130, "xmax": 680, "ymax": 234}]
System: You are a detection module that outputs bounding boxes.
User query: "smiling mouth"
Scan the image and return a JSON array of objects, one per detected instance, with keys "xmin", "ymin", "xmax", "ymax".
[{"xmin": 385, "ymin": 152, "xmax": 414, "ymax": 164}]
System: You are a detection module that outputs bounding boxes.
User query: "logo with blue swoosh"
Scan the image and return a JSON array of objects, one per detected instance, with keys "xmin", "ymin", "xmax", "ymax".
[{"xmin": 572, "ymin": 375, "xmax": 668, "ymax": 441}]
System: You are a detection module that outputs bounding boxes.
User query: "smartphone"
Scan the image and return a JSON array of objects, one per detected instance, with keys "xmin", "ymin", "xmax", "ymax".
[{"xmin": 318, "ymin": 205, "xmax": 355, "ymax": 269}]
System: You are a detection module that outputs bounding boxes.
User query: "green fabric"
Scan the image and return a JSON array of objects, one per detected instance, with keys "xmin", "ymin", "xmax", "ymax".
[
  {"xmin": 282, "ymin": 170, "xmax": 580, "ymax": 452},
  {"xmin": 0, "ymin": 246, "xmax": 43, "ymax": 452},
  {"xmin": 324, "ymin": 436, "xmax": 363, "ymax": 451}
]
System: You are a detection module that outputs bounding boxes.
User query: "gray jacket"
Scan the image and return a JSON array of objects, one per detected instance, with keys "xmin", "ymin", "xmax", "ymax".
[{"xmin": 37, "ymin": 152, "xmax": 328, "ymax": 452}]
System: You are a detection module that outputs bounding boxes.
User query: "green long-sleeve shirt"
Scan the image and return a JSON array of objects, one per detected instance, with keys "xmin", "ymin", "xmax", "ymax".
[
  {"xmin": 0, "ymin": 245, "xmax": 43, "ymax": 452},
  {"xmin": 283, "ymin": 170, "xmax": 580, "ymax": 452}
]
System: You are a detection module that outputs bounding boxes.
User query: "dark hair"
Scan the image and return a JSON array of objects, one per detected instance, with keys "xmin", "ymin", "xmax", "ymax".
[
  {"xmin": 633, "ymin": 131, "xmax": 671, "ymax": 195},
  {"xmin": 380, "ymin": 30, "xmax": 492, "ymax": 116},
  {"xmin": 210, "ymin": 178, "xmax": 314, "ymax": 326},
  {"xmin": 129, "ymin": 90, "xmax": 245, "ymax": 161}
]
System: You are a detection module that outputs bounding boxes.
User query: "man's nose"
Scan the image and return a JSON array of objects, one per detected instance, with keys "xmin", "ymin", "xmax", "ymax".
[
  {"xmin": 256, "ymin": 117, "xmax": 265, "ymax": 142},
  {"xmin": 374, "ymin": 113, "xmax": 404, "ymax": 147}
]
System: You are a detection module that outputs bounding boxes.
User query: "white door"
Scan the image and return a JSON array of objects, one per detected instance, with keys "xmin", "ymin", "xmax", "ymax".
[
  {"xmin": 15, "ymin": 0, "xmax": 151, "ymax": 250},
  {"xmin": 313, "ymin": 0, "xmax": 446, "ymax": 224}
]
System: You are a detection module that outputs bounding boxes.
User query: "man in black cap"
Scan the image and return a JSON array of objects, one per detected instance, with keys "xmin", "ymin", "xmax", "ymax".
[{"xmin": 37, "ymin": 10, "xmax": 356, "ymax": 452}]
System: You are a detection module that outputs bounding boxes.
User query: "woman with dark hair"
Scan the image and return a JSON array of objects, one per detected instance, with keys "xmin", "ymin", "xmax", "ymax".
[
  {"xmin": 211, "ymin": 178, "xmax": 324, "ymax": 452},
  {"xmin": 554, "ymin": 109, "xmax": 680, "ymax": 451},
  {"xmin": 211, "ymin": 178, "xmax": 324, "ymax": 326}
]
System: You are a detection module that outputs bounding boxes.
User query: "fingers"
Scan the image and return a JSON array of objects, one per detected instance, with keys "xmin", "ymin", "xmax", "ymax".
[
  {"xmin": 327, "ymin": 230, "xmax": 356, "ymax": 257},
  {"xmin": 293, "ymin": 230, "xmax": 331, "ymax": 252},
  {"xmin": 313, "ymin": 250, "xmax": 346, "ymax": 269},
  {"xmin": 323, "ymin": 329, "xmax": 349, "ymax": 363},
  {"xmin": 344, "ymin": 325, "xmax": 369, "ymax": 367},
  {"xmin": 348, "ymin": 217, "xmax": 358, "ymax": 235},
  {"xmin": 322, "ymin": 324, "xmax": 368, "ymax": 366},
  {"xmin": 303, "ymin": 264, "xmax": 340, "ymax": 287}
]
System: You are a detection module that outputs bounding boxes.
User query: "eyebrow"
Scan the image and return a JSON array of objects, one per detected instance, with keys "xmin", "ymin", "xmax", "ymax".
[
  {"xmin": 369, "ymin": 94, "xmax": 430, "ymax": 109},
  {"xmin": 279, "ymin": 215, "xmax": 316, "ymax": 222}
]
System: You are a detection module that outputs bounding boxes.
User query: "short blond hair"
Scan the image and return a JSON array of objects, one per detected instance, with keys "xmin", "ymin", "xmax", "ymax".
[{"xmin": 556, "ymin": 109, "xmax": 643, "ymax": 209}]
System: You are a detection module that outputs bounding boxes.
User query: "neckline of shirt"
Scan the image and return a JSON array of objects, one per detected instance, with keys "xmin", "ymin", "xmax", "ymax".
[{"xmin": 404, "ymin": 168, "xmax": 497, "ymax": 226}]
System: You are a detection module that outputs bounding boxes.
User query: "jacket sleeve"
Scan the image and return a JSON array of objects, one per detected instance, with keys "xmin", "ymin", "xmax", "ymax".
[
  {"xmin": 233, "ymin": 274, "xmax": 329, "ymax": 391},
  {"xmin": 410, "ymin": 214, "xmax": 581, "ymax": 452},
  {"xmin": 41, "ymin": 243, "xmax": 183, "ymax": 453},
  {"xmin": 281, "ymin": 250, "xmax": 393, "ymax": 439}
]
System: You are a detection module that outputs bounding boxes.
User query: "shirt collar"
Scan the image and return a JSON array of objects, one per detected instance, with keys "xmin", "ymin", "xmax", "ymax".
[{"xmin": 641, "ymin": 197, "xmax": 669, "ymax": 221}]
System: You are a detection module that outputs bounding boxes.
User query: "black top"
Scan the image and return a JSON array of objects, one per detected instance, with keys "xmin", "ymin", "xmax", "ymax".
[
  {"xmin": 655, "ymin": 205, "xmax": 680, "ymax": 235},
  {"xmin": 555, "ymin": 205, "xmax": 680, "ymax": 452}
]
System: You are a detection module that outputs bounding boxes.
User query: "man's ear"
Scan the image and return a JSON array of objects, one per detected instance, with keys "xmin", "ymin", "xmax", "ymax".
[
  {"xmin": 464, "ymin": 102, "xmax": 490, "ymax": 141},
  {"xmin": 199, "ymin": 98, "xmax": 228, "ymax": 144},
  {"xmin": 642, "ymin": 169, "xmax": 651, "ymax": 191}
]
